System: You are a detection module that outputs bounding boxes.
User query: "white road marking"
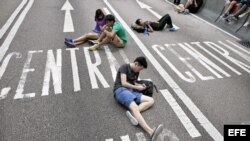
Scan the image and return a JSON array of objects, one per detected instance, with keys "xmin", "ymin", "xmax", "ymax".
[
  {"xmin": 104, "ymin": 46, "xmax": 119, "ymax": 81},
  {"xmin": 166, "ymin": 44, "xmax": 214, "ymax": 81},
  {"xmin": 161, "ymin": 89, "xmax": 201, "ymax": 138},
  {"xmin": 105, "ymin": 139, "xmax": 113, "ymax": 141},
  {"xmin": 196, "ymin": 42, "xmax": 241, "ymax": 75},
  {"xmin": 0, "ymin": 0, "xmax": 28, "ymax": 39},
  {"xmin": 0, "ymin": 87, "xmax": 11, "ymax": 100},
  {"xmin": 136, "ymin": 0, "xmax": 179, "ymax": 29},
  {"xmin": 119, "ymin": 50, "xmax": 130, "ymax": 64},
  {"xmin": 136, "ymin": 132, "xmax": 147, "ymax": 141},
  {"xmin": 226, "ymin": 40, "xmax": 250, "ymax": 55},
  {"xmin": 159, "ymin": 128, "xmax": 179, "ymax": 141},
  {"xmin": 103, "ymin": 7, "xmax": 111, "ymax": 15},
  {"xmin": 84, "ymin": 48, "xmax": 109, "ymax": 89},
  {"xmin": 120, "ymin": 135, "xmax": 130, "ymax": 141},
  {"xmin": 61, "ymin": 0, "xmax": 74, "ymax": 32},
  {"xmin": 152, "ymin": 44, "xmax": 196, "ymax": 83},
  {"xmin": 179, "ymin": 42, "xmax": 230, "ymax": 78},
  {"xmin": 0, "ymin": 52, "xmax": 22, "ymax": 79},
  {"xmin": 204, "ymin": 41, "xmax": 250, "ymax": 74},
  {"xmin": 104, "ymin": 0, "xmax": 223, "ymax": 140},
  {"xmin": 42, "ymin": 50, "xmax": 62, "ymax": 96},
  {"xmin": 219, "ymin": 41, "xmax": 250, "ymax": 63},
  {"xmin": 164, "ymin": 0, "xmax": 240, "ymax": 40},
  {"xmin": 0, "ymin": 0, "xmax": 34, "ymax": 62},
  {"xmin": 67, "ymin": 48, "xmax": 81, "ymax": 92},
  {"xmin": 14, "ymin": 50, "xmax": 43, "ymax": 99}
]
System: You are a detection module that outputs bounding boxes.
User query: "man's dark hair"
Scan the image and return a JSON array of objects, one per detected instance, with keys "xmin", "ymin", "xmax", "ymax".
[
  {"xmin": 134, "ymin": 56, "xmax": 147, "ymax": 69},
  {"xmin": 105, "ymin": 14, "xmax": 115, "ymax": 22},
  {"xmin": 135, "ymin": 19, "xmax": 141, "ymax": 25}
]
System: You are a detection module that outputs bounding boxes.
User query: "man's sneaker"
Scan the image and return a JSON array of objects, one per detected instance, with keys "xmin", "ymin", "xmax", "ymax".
[
  {"xmin": 244, "ymin": 21, "xmax": 250, "ymax": 27},
  {"xmin": 166, "ymin": 25, "xmax": 172, "ymax": 28},
  {"xmin": 169, "ymin": 27, "xmax": 176, "ymax": 32},
  {"xmin": 64, "ymin": 41, "xmax": 76, "ymax": 48},
  {"xmin": 221, "ymin": 13, "xmax": 229, "ymax": 20},
  {"xmin": 150, "ymin": 124, "xmax": 163, "ymax": 141},
  {"xmin": 65, "ymin": 37, "xmax": 73, "ymax": 43},
  {"xmin": 239, "ymin": 13, "xmax": 247, "ymax": 18},
  {"xmin": 88, "ymin": 44, "xmax": 100, "ymax": 51},
  {"xmin": 126, "ymin": 111, "xmax": 138, "ymax": 126}
]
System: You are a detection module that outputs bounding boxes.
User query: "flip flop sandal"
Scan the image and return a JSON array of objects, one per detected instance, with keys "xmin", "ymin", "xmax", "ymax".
[{"xmin": 150, "ymin": 124, "xmax": 163, "ymax": 141}]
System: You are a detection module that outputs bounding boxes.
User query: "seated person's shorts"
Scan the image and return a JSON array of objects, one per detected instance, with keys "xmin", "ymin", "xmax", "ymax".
[{"xmin": 114, "ymin": 87, "xmax": 142, "ymax": 108}]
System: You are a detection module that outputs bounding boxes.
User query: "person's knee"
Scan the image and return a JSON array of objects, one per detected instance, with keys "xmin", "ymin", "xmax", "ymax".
[
  {"xmin": 149, "ymin": 97, "xmax": 154, "ymax": 105},
  {"xmin": 129, "ymin": 102, "xmax": 139, "ymax": 112}
]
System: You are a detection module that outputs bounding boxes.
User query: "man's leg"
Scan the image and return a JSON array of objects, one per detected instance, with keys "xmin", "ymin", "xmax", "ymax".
[
  {"xmin": 184, "ymin": 0, "xmax": 193, "ymax": 9},
  {"xmin": 158, "ymin": 14, "xmax": 173, "ymax": 30},
  {"xmin": 129, "ymin": 102, "xmax": 154, "ymax": 135},
  {"xmin": 88, "ymin": 32, "xmax": 113, "ymax": 51},
  {"xmin": 112, "ymin": 35, "xmax": 125, "ymax": 48},
  {"xmin": 138, "ymin": 95, "xmax": 154, "ymax": 112},
  {"xmin": 224, "ymin": 1, "xmax": 237, "ymax": 15},
  {"xmin": 74, "ymin": 32, "xmax": 99, "ymax": 45}
]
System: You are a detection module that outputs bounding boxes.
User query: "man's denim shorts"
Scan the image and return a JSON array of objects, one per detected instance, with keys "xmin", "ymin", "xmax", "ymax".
[{"xmin": 114, "ymin": 87, "xmax": 142, "ymax": 108}]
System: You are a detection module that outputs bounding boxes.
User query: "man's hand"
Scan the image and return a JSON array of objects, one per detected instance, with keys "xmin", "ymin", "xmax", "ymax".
[
  {"xmin": 137, "ymin": 85, "xmax": 146, "ymax": 91},
  {"xmin": 103, "ymin": 25, "xmax": 111, "ymax": 31}
]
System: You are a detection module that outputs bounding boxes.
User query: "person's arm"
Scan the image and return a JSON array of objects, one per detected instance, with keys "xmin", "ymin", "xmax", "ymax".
[
  {"xmin": 120, "ymin": 73, "xmax": 146, "ymax": 91},
  {"xmin": 147, "ymin": 24, "xmax": 154, "ymax": 32},
  {"xmin": 104, "ymin": 30, "xmax": 116, "ymax": 39},
  {"xmin": 100, "ymin": 24, "xmax": 111, "ymax": 32}
]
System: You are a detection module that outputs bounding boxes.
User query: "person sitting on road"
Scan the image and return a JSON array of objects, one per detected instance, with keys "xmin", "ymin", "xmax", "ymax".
[
  {"xmin": 221, "ymin": 0, "xmax": 241, "ymax": 19},
  {"xmin": 134, "ymin": 14, "xmax": 176, "ymax": 32},
  {"xmin": 113, "ymin": 56, "xmax": 163, "ymax": 141},
  {"xmin": 64, "ymin": 9, "xmax": 107, "ymax": 48},
  {"xmin": 242, "ymin": 7, "xmax": 250, "ymax": 26},
  {"xmin": 227, "ymin": 0, "xmax": 250, "ymax": 21},
  {"xmin": 88, "ymin": 14, "xmax": 127, "ymax": 51},
  {"xmin": 175, "ymin": 0, "xmax": 203, "ymax": 14}
]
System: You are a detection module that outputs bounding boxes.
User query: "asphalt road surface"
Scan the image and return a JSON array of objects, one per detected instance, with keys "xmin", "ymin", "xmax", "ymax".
[{"xmin": 0, "ymin": 0, "xmax": 249, "ymax": 141}]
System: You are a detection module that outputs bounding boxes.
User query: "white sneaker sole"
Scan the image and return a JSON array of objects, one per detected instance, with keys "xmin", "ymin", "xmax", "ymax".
[{"xmin": 126, "ymin": 111, "xmax": 138, "ymax": 126}]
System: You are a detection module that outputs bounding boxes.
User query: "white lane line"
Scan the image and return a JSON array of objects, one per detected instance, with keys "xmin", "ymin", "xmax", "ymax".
[
  {"xmin": 0, "ymin": 0, "xmax": 34, "ymax": 62},
  {"xmin": 67, "ymin": 48, "xmax": 81, "ymax": 92},
  {"xmin": 103, "ymin": 7, "xmax": 111, "ymax": 15},
  {"xmin": 0, "ymin": 0, "xmax": 28, "ymax": 39},
  {"xmin": 136, "ymin": 132, "xmax": 147, "ymax": 141},
  {"xmin": 120, "ymin": 135, "xmax": 131, "ymax": 141},
  {"xmin": 161, "ymin": 89, "xmax": 201, "ymax": 138},
  {"xmin": 104, "ymin": 0, "xmax": 223, "ymax": 140},
  {"xmin": 164, "ymin": 0, "xmax": 240, "ymax": 40},
  {"xmin": 119, "ymin": 50, "xmax": 130, "ymax": 63}
]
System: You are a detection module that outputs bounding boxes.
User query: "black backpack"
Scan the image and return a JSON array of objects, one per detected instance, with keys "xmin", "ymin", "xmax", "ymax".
[{"xmin": 135, "ymin": 80, "xmax": 158, "ymax": 97}]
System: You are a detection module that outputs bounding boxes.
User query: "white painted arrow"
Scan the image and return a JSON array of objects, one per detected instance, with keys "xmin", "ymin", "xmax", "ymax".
[
  {"xmin": 136, "ymin": 0, "xmax": 179, "ymax": 29},
  {"xmin": 61, "ymin": 0, "xmax": 74, "ymax": 32}
]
